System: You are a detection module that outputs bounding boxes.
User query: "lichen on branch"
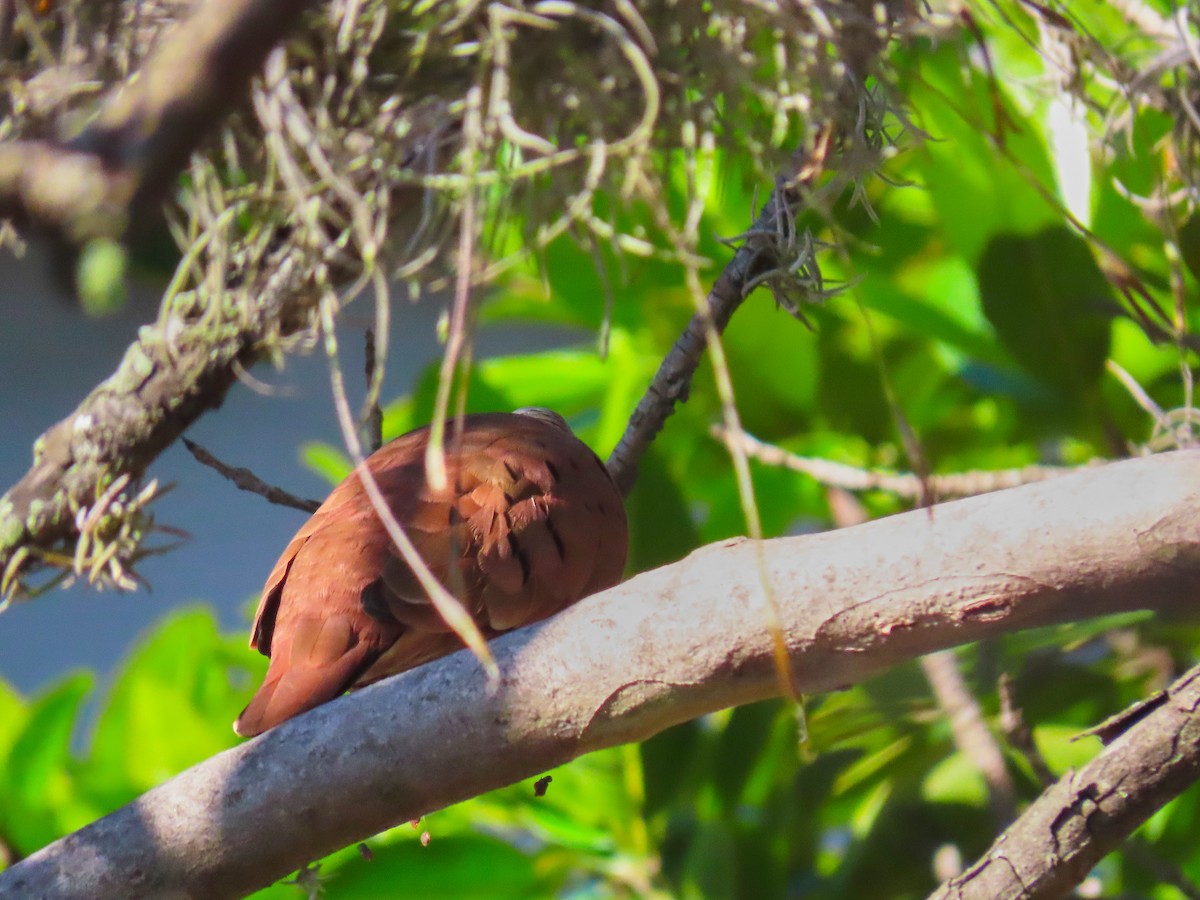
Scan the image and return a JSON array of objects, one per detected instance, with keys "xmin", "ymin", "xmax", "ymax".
[{"xmin": 0, "ymin": 0, "xmax": 910, "ymax": 599}]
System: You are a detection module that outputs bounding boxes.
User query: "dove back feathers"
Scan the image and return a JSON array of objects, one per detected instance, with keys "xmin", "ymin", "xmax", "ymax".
[{"xmin": 234, "ymin": 411, "xmax": 627, "ymax": 737}]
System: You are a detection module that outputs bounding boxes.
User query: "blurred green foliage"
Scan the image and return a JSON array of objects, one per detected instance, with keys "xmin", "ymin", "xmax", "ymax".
[{"xmin": 6, "ymin": 2, "xmax": 1200, "ymax": 898}]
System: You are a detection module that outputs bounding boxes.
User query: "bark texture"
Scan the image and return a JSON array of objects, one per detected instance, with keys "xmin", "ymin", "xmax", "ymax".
[
  {"xmin": 2, "ymin": 450, "xmax": 1198, "ymax": 899},
  {"xmin": 932, "ymin": 663, "xmax": 1200, "ymax": 899}
]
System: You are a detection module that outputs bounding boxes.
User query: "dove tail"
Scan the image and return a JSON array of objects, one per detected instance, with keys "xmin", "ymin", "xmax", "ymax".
[{"xmin": 234, "ymin": 642, "xmax": 378, "ymax": 737}]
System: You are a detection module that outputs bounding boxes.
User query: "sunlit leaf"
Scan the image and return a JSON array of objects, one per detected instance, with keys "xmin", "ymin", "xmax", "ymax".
[
  {"xmin": 300, "ymin": 441, "xmax": 353, "ymax": 486},
  {"xmin": 319, "ymin": 834, "xmax": 549, "ymax": 898},
  {"xmin": 85, "ymin": 609, "xmax": 245, "ymax": 802},
  {"xmin": 0, "ymin": 673, "xmax": 94, "ymax": 852},
  {"xmin": 921, "ymin": 752, "xmax": 989, "ymax": 808},
  {"xmin": 1033, "ymin": 724, "xmax": 1103, "ymax": 776}
]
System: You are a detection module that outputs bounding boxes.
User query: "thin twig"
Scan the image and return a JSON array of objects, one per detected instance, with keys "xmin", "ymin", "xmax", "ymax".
[
  {"xmin": 606, "ymin": 183, "xmax": 799, "ymax": 495},
  {"xmin": 362, "ymin": 329, "xmax": 383, "ymax": 454},
  {"xmin": 998, "ymin": 672, "xmax": 1056, "ymax": 788},
  {"xmin": 1107, "ymin": 359, "xmax": 1173, "ymax": 433},
  {"xmin": 921, "ymin": 651, "xmax": 1017, "ymax": 827},
  {"xmin": 181, "ymin": 438, "xmax": 320, "ymax": 514},
  {"xmin": 425, "ymin": 85, "xmax": 483, "ymax": 494},
  {"xmin": 715, "ymin": 426, "xmax": 1080, "ymax": 500},
  {"xmin": 1109, "ymin": 359, "xmax": 1200, "ymax": 451}
]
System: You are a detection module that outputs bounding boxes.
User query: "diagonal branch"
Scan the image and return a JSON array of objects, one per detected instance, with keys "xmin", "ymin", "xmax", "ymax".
[
  {"xmin": 0, "ymin": 0, "xmax": 326, "ymax": 599},
  {"xmin": 0, "ymin": 280, "xmax": 308, "ymax": 602},
  {"xmin": 920, "ymin": 650, "xmax": 1018, "ymax": 827},
  {"xmin": 4, "ymin": 450, "xmax": 1199, "ymax": 899},
  {"xmin": 606, "ymin": 183, "xmax": 799, "ymax": 494},
  {"xmin": 182, "ymin": 438, "xmax": 321, "ymax": 514},
  {"xmin": 931, "ymin": 661, "xmax": 1200, "ymax": 900}
]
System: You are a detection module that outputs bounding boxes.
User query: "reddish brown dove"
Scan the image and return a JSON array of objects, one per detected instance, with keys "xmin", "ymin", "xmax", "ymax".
[{"xmin": 234, "ymin": 408, "xmax": 628, "ymax": 736}]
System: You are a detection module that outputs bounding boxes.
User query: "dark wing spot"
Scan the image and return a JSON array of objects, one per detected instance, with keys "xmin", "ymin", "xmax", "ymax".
[
  {"xmin": 361, "ymin": 579, "xmax": 399, "ymax": 626},
  {"xmin": 591, "ymin": 452, "xmax": 608, "ymax": 474},
  {"xmin": 508, "ymin": 533, "xmax": 532, "ymax": 584},
  {"xmin": 545, "ymin": 514, "xmax": 567, "ymax": 561},
  {"xmin": 504, "ymin": 460, "xmax": 520, "ymax": 481},
  {"xmin": 597, "ymin": 501, "xmax": 607, "ymax": 515},
  {"xmin": 545, "ymin": 458, "xmax": 560, "ymax": 482}
]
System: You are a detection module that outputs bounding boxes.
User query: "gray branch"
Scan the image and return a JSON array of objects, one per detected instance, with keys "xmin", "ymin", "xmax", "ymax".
[
  {"xmin": 3, "ymin": 450, "xmax": 1200, "ymax": 899},
  {"xmin": 606, "ymin": 185, "xmax": 796, "ymax": 494},
  {"xmin": 0, "ymin": 279, "xmax": 304, "ymax": 600},
  {"xmin": 931, "ymin": 661, "xmax": 1200, "ymax": 899}
]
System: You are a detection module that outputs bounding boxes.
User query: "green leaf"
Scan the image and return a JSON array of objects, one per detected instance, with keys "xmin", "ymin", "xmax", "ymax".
[
  {"xmin": 76, "ymin": 238, "xmax": 129, "ymax": 317},
  {"xmin": 1033, "ymin": 723, "xmax": 1102, "ymax": 776},
  {"xmin": 300, "ymin": 441, "xmax": 353, "ymax": 486},
  {"xmin": 85, "ymin": 608, "xmax": 243, "ymax": 801},
  {"xmin": 1178, "ymin": 214, "xmax": 1200, "ymax": 286},
  {"xmin": 723, "ymin": 298, "xmax": 820, "ymax": 433},
  {"xmin": 921, "ymin": 752, "xmax": 989, "ymax": 807},
  {"xmin": 641, "ymin": 720, "xmax": 705, "ymax": 817},
  {"xmin": 815, "ymin": 315, "xmax": 894, "ymax": 445},
  {"xmin": 907, "ymin": 39, "xmax": 1060, "ymax": 263},
  {"xmin": 681, "ymin": 820, "xmax": 737, "ymax": 900},
  {"xmin": 977, "ymin": 227, "xmax": 1114, "ymax": 398},
  {"xmin": 625, "ymin": 448, "xmax": 700, "ymax": 572},
  {"xmin": 862, "ymin": 254, "xmax": 1000, "ymax": 364},
  {"xmin": 320, "ymin": 834, "xmax": 548, "ymax": 899},
  {"xmin": 711, "ymin": 701, "xmax": 786, "ymax": 813},
  {"xmin": 831, "ymin": 736, "xmax": 913, "ymax": 797},
  {"xmin": 0, "ymin": 672, "xmax": 94, "ymax": 852},
  {"xmin": 473, "ymin": 347, "xmax": 616, "ymax": 416},
  {"xmin": 0, "ymin": 679, "xmax": 29, "ymax": 762}
]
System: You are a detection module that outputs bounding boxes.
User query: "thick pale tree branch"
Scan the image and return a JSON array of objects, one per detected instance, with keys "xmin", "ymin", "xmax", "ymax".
[
  {"xmin": 0, "ymin": 0, "xmax": 313, "ymax": 244},
  {"xmin": 4, "ymin": 450, "xmax": 1199, "ymax": 899}
]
